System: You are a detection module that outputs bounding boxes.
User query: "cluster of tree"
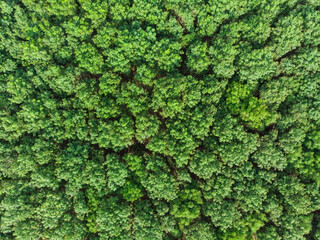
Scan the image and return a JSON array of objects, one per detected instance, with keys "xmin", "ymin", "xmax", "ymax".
[{"xmin": 0, "ymin": 0, "xmax": 320, "ymax": 239}]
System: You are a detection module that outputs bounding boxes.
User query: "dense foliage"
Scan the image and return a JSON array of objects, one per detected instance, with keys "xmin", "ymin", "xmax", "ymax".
[{"xmin": 1, "ymin": 0, "xmax": 320, "ymax": 239}]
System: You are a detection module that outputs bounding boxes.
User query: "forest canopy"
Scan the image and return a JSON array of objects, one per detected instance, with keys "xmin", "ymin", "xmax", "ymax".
[{"xmin": 1, "ymin": 0, "xmax": 320, "ymax": 239}]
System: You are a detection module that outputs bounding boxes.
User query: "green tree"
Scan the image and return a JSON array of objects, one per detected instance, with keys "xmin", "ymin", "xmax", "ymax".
[{"xmin": 1, "ymin": 0, "xmax": 320, "ymax": 239}]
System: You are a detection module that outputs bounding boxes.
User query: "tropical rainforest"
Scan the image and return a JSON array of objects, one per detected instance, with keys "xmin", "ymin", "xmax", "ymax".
[{"xmin": 0, "ymin": 0, "xmax": 320, "ymax": 239}]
